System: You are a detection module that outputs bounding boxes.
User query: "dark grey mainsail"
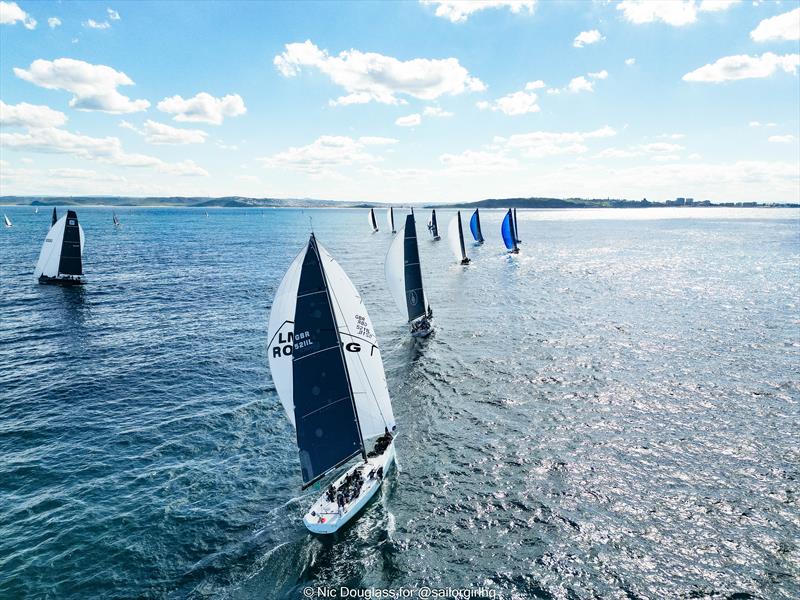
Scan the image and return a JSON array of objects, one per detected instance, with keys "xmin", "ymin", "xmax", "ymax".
[
  {"xmin": 403, "ymin": 213, "xmax": 426, "ymax": 321},
  {"xmin": 292, "ymin": 235, "xmax": 364, "ymax": 487},
  {"xmin": 430, "ymin": 210, "xmax": 439, "ymax": 239},
  {"xmin": 51, "ymin": 207, "xmax": 58, "ymax": 227},
  {"xmin": 58, "ymin": 210, "xmax": 83, "ymax": 276},
  {"xmin": 457, "ymin": 211, "xmax": 468, "ymax": 262}
]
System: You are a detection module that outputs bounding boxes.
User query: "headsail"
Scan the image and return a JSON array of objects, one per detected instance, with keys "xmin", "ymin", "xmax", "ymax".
[
  {"xmin": 448, "ymin": 212, "xmax": 470, "ymax": 264},
  {"xmin": 501, "ymin": 209, "xmax": 519, "ymax": 253},
  {"xmin": 470, "ymin": 209, "xmax": 484, "ymax": 243},
  {"xmin": 385, "ymin": 213, "xmax": 429, "ymax": 322},
  {"xmin": 368, "ymin": 208, "xmax": 378, "ymax": 232}
]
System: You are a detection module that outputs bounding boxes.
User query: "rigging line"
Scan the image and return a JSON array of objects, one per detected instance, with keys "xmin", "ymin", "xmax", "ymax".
[{"xmin": 324, "ymin": 253, "xmax": 391, "ymax": 431}]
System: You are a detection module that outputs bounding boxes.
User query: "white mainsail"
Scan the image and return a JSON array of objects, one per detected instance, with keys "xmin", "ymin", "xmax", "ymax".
[
  {"xmin": 33, "ymin": 216, "xmax": 84, "ymax": 279},
  {"xmin": 447, "ymin": 215, "xmax": 463, "ymax": 263},
  {"xmin": 3, "ymin": 214, "xmax": 11, "ymax": 227},
  {"xmin": 386, "ymin": 207, "xmax": 395, "ymax": 233}
]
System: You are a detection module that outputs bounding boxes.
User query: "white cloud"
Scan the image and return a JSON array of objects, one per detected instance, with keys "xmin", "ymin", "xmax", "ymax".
[
  {"xmin": 420, "ymin": 0, "xmax": 536, "ymax": 23},
  {"xmin": 156, "ymin": 92, "xmax": 246, "ymax": 125},
  {"xmin": 651, "ymin": 154, "xmax": 681, "ymax": 162},
  {"xmin": 120, "ymin": 119, "xmax": 208, "ymax": 145},
  {"xmin": 359, "ymin": 136, "xmax": 399, "ymax": 145},
  {"xmin": 107, "ymin": 7, "xmax": 120, "ymax": 21},
  {"xmin": 274, "ymin": 40, "xmax": 485, "ymax": 105},
  {"xmin": 14, "ymin": 58, "xmax": 150, "ymax": 113},
  {"xmin": 396, "ymin": 113, "xmax": 422, "ymax": 127},
  {"xmin": 768, "ymin": 134, "xmax": 795, "ymax": 143},
  {"xmin": 479, "ymin": 90, "xmax": 540, "ymax": 115},
  {"xmin": 502, "ymin": 125, "xmax": 616, "ymax": 158},
  {"xmin": 656, "ymin": 133, "xmax": 686, "ymax": 139},
  {"xmin": 525, "ymin": 80, "xmax": 546, "ymax": 90},
  {"xmin": 595, "ymin": 147, "xmax": 640, "ymax": 158},
  {"xmin": 84, "ymin": 19, "xmax": 110, "ymax": 29},
  {"xmin": 0, "ymin": 100, "xmax": 67, "ymax": 129},
  {"xmin": 258, "ymin": 135, "xmax": 384, "ymax": 175},
  {"xmin": 617, "ymin": 0, "xmax": 739, "ymax": 27},
  {"xmin": 567, "ymin": 76, "xmax": 594, "ymax": 93},
  {"xmin": 641, "ymin": 142, "xmax": 685, "ymax": 152},
  {"xmin": 48, "ymin": 17, "xmax": 61, "ymax": 29},
  {"xmin": 683, "ymin": 52, "xmax": 800, "ymax": 82},
  {"xmin": 574, "ymin": 29, "xmax": 604, "ymax": 48},
  {"xmin": 439, "ymin": 149, "xmax": 518, "ymax": 172},
  {"xmin": 625, "ymin": 57, "xmax": 636, "ymax": 66},
  {"xmin": 0, "ymin": 1, "xmax": 36, "ymax": 29},
  {"xmin": 750, "ymin": 8, "xmax": 800, "ymax": 42},
  {"xmin": 423, "ymin": 106, "xmax": 454, "ymax": 117},
  {"xmin": 749, "ymin": 121, "xmax": 777, "ymax": 127}
]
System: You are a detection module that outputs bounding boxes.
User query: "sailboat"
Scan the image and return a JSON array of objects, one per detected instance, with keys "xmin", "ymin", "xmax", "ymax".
[
  {"xmin": 501, "ymin": 208, "xmax": 520, "ymax": 254},
  {"xmin": 385, "ymin": 211, "xmax": 433, "ymax": 337},
  {"xmin": 427, "ymin": 209, "xmax": 441, "ymax": 241},
  {"xmin": 470, "ymin": 208, "xmax": 484, "ymax": 244},
  {"xmin": 35, "ymin": 207, "xmax": 39, "ymax": 214},
  {"xmin": 267, "ymin": 233, "xmax": 398, "ymax": 534},
  {"xmin": 34, "ymin": 209, "xmax": 85, "ymax": 285},
  {"xmin": 368, "ymin": 208, "xmax": 379, "ymax": 233},
  {"xmin": 113, "ymin": 211, "xmax": 121, "ymax": 227},
  {"xmin": 51, "ymin": 207, "xmax": 58, "ymax": 227},
  {"xmin": 447, "ymin": 211, "xmax": 470, "ymax": 265},
  {"xmin": 386, "ymin": 207, "xmax": 396, "ymax": 234},
  {"xmin": 3, "ymin": 214, "xmax": 11, "ymax": 228}
]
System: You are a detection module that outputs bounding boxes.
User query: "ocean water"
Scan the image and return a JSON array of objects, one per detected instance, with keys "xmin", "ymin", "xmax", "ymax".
[{"xmin": 0, "ymin": 206, "xmax": 798, "ymax": 600}]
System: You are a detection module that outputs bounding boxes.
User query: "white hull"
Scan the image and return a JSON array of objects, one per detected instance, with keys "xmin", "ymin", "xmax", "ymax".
[{"xmin": 304, "ymin": 442, "xmax": 395, "ymax": 534}]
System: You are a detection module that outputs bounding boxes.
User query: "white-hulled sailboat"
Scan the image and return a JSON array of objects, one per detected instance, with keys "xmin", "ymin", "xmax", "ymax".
[
  {"xmin": 469, "ymin": 208, "xmax": 484, "ymax": 244},
  {"xmin": 386, "ymin": 207, "xmax": 396, "ymax": 234},
  {"xmin": 385, "ymin": 211, "xmax": 433, "ymax": 337},
  {"xmin": 368, "ymin": 208, "xmax": 379, "ymax": 233},
  {"xmin": 448, "ymin": 211, "xmax": 471, "ymax": 265},
  {"xmin": 267, "ymin": 233, "xmax": 398, "ymax": 534},
  {"xmin": 427, "ymin": 209, "xmax": 441, "ymax": 241},
  {"xmin": 34, "ymin": 209, "xmax": 85, "ymax": 285},
  {"xmin": 3, "ymin": 214, "xmax": 11, "ymax": 228},
  {"xmin": 501, "ymin": 208, "xmax": 520, "ymax": 254}
]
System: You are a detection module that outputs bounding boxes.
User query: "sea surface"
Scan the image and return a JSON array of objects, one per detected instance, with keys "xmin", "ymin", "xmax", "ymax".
[{"xmin": 1, "ymin": 206, "xmax": 798, "ymax": 600}]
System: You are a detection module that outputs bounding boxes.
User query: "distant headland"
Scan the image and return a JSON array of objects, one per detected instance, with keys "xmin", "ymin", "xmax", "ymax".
[{"xmin": 1, "ymin": 195, "xmax": 798, "ymax": 209}]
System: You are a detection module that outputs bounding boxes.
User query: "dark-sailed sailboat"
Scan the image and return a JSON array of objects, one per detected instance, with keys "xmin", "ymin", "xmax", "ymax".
[
  {"xmin": 470, "ymin": 208, "xmax": 484, "ymax": 244},
  {"xmin": 267, "ymin": 233, "xmax": 398, "ymax": 534},
  {"xmin": 385, "ymin": 211, "xmax": 433, "ymax": 337},
  {"xmin": 387, "ymin": 207, "xmax": 396, "ymax": 234},
  {"xmin": 368, "ymin": 208, "xmax": 379, "ymax": 233},
  {"xmin": 428, "ymin": 209, "xmax": 441, "ymax": 241},
  {"xmin": 501, "ymin": 208, "xmax": 520, "ymax": 254},
  {"xmin": 448, "ymin": 211, "xmax": 471, "ymax": 265},
  {"xmin": 113, "ymin": 211, "xmax": 121, "ymax": 227},
  {"xmin": 35, "ymin": 209, "xmax": 85, "ymax": 285}
]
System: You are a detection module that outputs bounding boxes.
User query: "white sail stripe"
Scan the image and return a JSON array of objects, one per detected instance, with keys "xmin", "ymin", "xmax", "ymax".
[{"xmin": 293, "ymin": 345, "xmax": 341, "ymax": 362}]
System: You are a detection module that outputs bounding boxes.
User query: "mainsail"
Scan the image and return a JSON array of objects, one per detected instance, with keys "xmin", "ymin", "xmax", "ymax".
[
  {"xmin": 368, "ymin": 208, "xmax": 378, "ymax": 232},
  {"xmin": 514, "ymin": 208, "xmax": 521, "ymax": 244},
  {"xmin": 501, "ymin": 209, "xmax": 519, "ymax": 253},
  {"xmin": 448, "ymin": 211, "xmax": 470, "ymax": 264},
  {"xmin": 387, "ymin": 207, "xmax": 396, "ymax": 234},
  {"xmin": 268, "ymin": 235, "xmax": 396, "ymax": 488},
  {"xmin": 3, "ymin": 214, "xmax": 11, "ymax": 227},
  {"xmin": 470, "ymin": 209, "xmax": 484, "ymax": 243},
  {"xmin": 385, "ymin": 213, "xmax": 429, "ymax": 322},
  {"xmin": 51, "ymin": 207, "xmax": 58, "ymax": 227},
  {"xmin": 35, "ymin": 210, "xmax": 85, "ymax": 279},
  {"xmin": 429, "ymin": 210, "xmax": 439, "ymax": 239}
]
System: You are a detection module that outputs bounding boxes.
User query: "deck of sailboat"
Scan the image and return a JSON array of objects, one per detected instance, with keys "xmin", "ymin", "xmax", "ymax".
[{"xmin": 304, "ymin": 442, "xmax": 396, "ymax": 534}]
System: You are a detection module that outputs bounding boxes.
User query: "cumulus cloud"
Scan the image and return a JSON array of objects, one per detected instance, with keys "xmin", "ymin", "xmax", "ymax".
[
  {"xmin": 683, "ymin": 52, "xmax": 800, "ymax": 82},
  {"xmin": 749, "ymin": 121, "xmax": 777, "ymax": 127},
  {"xmin": 478, "ymin": 90, "xmax": 540, "ymax": 115},
  {"xmin": 625, "ymin": 57, "xmax": 636, "ymax": 66},
  {"xmin": 14, "ymin": 58, "xmax": 150, "ymax": 113},
  {"xmin": 420, "ymin": 0, "xmax": 536, "ymax": 23},
  {"xmin": 499, "ymin": 125, "xmax": 616, "ymax": 158},
  {"xmin": 640, "ymin": 142, "xmax": 684, "ymax": 153},
  {"xmin": 423, "ymin": 106, "xmax": 454, "ymax": 117},
  {"xmin": 750, "ymin": 8, "xmax": 800, "ymax": 42},
  {"xmin": 84, "ymin": 19, "xmax": 111, "ymax": 29},
  {"xmin": 525, "ymin": 80, "xmax": 546, "ymax": 90},
  {"xmin": 549, "ymin": 70, "xmax": 608, "ymax": 94},
  {"xmin": 359, "ymin": 136, "xmax": 399, "ymax": 145},
  {"xmin": 0, "ymin": 100, "xmax": 67, "ymax": 129},
  {"xmin": 47, "ymin": 17, "xmax": 61, "ymax": 28},
  {"xmin": 156, "ymin": 92, "xmax": 246, "ymax": 125},
  {"xmin": 120, "ymin": 119, "xmax": 208, "ymax": 145},
  {"xmin": 107, "ymin": 7, "xmax": 120, "ymax": 20},
  {"xmin": 768, "ymin": 134, "xmax": 795, "ymax": 143},
  {"xmin": 573, "ymin": 29, "xmax": 604, "ymax": 48},
  {"xmin": 0, "ymin": 1, "xmax": 36, "ymax": 29},
  {"xmin": 258, "ymin": 135, "xmax": 385, "ymax": 176},
  {"xmin": 395, "ymin": 113, "xmax": 422, "ymax": 127},
  {"xmin": 439, "ymin": 149, "xmax": 519, "ymax": 171},
  {"xmin": 274, "ymin": 40, "xmax": 485, "ymax": 105},
  {"xmin": 617, "ymin": 0, "xmax": 739, "ymax": 27}
]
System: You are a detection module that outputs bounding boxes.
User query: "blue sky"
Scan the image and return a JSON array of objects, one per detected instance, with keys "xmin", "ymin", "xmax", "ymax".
[{"xmin": 0, "ymin": 0, "xmax": 798, "ymax": 202}]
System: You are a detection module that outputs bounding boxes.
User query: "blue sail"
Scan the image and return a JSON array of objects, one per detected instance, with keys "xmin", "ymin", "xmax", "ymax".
[
  {"xmin": 469, "ymin": 209, "xmax": 483, "ymax": 242},
  {"xmin": 501, "ymin": 209, "xmax": 515, "ymax": 250}
]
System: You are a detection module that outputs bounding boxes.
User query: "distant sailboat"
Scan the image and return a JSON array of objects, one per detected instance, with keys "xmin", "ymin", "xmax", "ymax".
[
  {"xmin": 3, "ymin": 214, "xmax": 11, "ymax": 228},
  {"xmin": 267, "ymin": 233, "xmax": 398, "ymax": 534},
  {"xmin": 51, "ymin": 207, "xmax": 58, "ymax": 227},
  {"xmin": 427, "ymin": 209, "xmax": 441, "ymax": 241},
  {"xmin": 385, "ymin": 211, "xmax": 433, "ymax": 337},
  {"xmin": 448, "ymin": 211, "xmax": 470, "ymax": 265},
  {"xmin": 501, "ymin": 208, "xmax": 520, "ymax": 254},
  {"xmin": 470, "ymin": 208, "xmax": 484, "ymax": 244},
  {"xmin": 34, "ymin": 209, "xmax": 85, "ymax": 285},
  {"xmin": 204, "ymin": 211, "xmax": 209, "ymax": 218},
  {"xmin": 35, "ymin": 207, "xmax": 39, "ymax": 214},
  {"xmin": 386, "ymin": 207, "xmax": 396, "ymax": 234},
  {"xmin": 368, "ymin": 208, "xmax": 379, "ymax": 233},
  {"xmin": 113, "ymin": 211, "xmax": 121, "ymax": 227}
]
